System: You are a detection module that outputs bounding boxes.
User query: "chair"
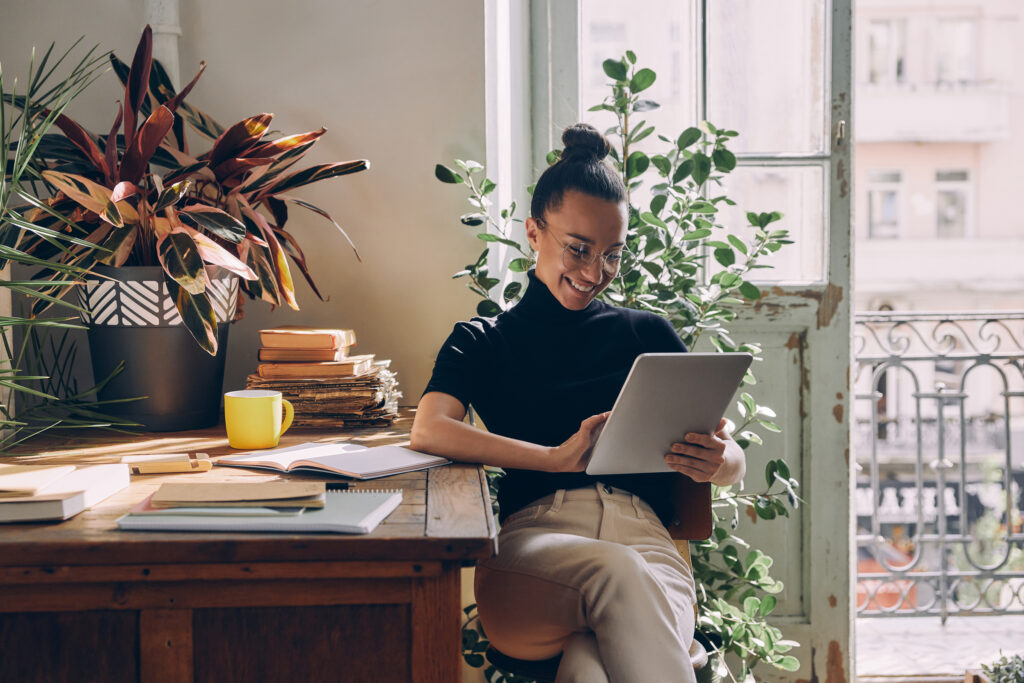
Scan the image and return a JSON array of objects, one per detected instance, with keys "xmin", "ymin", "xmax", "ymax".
[{"xmin": 485, "ymin": 634, "xmax": 710, "ymax": 682}]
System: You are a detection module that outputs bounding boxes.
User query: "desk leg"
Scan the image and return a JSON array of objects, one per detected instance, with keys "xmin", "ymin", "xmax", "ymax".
[
  {"xmin": 411, "ymin": 562, "xmax": 461, "ymax": 682},
  {"xmin": 140, "ymin": 608, "xmax": 193, "ymax": 682}
]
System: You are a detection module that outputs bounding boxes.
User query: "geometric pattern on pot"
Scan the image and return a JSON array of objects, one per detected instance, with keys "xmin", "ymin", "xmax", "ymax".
[{"xmin": 78, "ymin": 273, "xmax": 239, "ymax": 327}]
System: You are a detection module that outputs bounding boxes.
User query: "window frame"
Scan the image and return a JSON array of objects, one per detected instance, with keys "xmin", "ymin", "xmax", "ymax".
[
  {"xmin": 530, "ymin": 0, "xmax": 838, "ymax": 286},
  {"xmin": 934, "ymin": 168, "xmax": 973, "ymax": 239},
  {"xmin": 866, "ymin": 169, "xmax": 904, "ymax": 240}
]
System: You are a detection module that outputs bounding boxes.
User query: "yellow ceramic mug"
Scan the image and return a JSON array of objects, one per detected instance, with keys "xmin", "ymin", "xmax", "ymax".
[{"xmin": 224, "ymin": 390, "xmax": 294, "ymax": 449}]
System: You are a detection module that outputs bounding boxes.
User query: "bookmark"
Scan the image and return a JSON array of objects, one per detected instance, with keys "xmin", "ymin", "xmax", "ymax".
[{"xmin": 122, "ymin": 452, "xmax": 212, "ymax": 475}]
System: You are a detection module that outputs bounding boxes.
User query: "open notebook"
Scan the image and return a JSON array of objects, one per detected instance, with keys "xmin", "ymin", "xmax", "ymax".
[
  {"xmin": 216, "ymin": 443, "xmax": 449, "ymax": 480},
  {"xmin": 117, "ymin": 488, "xmax": 402, "ymax": 534}
]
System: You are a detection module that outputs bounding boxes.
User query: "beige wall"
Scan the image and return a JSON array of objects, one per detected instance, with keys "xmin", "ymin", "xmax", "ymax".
[{"xmin": 1, "ymin": 0, "xmax": 487, "ymax": 404}]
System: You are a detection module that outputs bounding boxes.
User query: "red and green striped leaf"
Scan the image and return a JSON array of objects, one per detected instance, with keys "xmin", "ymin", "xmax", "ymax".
[
  {"xmin": 241, "ymin": 238, "xmax": 280, "ymax": 306},
  {"xmin": 279, "ymin": 195, "xmax": 360, "ymax": 261},
  {"xmin": 104, "ymin": 102, "xmax": 124, "ymax": 180},
  {"xmin": 123, "ymin": 25, "xmax": 154, "ymax": 147},
  {"xmin": 162, "ymin": 161, "xmax": 209, "ymax": 186},
  {"xmin": 237, "ymin": 140, "xmax": 316, "ymax": 193},
  {"xmin": 95, "ymin": 225, "xmax": 139, "ymax": 267},
  {"xmin": 272, "ymin": 225, "xmax": 324, "ymax": 300},
  {"xmin": 156, "ymin": 228, "xmax": 207, "ymax": 295},
  {"xmin": 238, "ymin": 200, "xmax": 296, "ymax": 309},
  {"xmin": 120, "ymin": 104, "xmax": 175, "ymax": 184},
  {"xmin": 165, "ymin": 277, "xmax": 218, "ymax": 355},
  {"xmin": 153, "ymin": 180, "xmax": 193, "ymax": 212},
  {"xmin": 248, "ymin": 129, "xmax": 326, "ymax": 158},
  {"xmin": 174, "ymin": 222, "xmax": 256, "ymax": 280},
  {"xmin": 207, "ymin": 113, "xmax": 273, "ymax": 168},
  {"xmin": 211, "ymin": 156, "xmax": 274, "ymax": 184},
  {"xmin": 178, "ymin": 204, "xmax": 246, "ymax": 243},
  {"xmin": 259, "ymin": 159, "xmax": 368, "ymax": 197},
  {"xmin": 177, "ymin": 100, "xmax": 225, "ymax": 141},
  {"xmin": 43, "ymin": 110, "xmax": 112, "ymax": 184},
  {"xmin": 41, "ymin": 171, "xmax": 128, "ymax": 227}
]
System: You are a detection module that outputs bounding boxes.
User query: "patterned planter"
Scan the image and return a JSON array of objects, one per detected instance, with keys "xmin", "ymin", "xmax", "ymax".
[{"xmin": 79, "ymin": 265, "xmax": 238, "ymax": 431}]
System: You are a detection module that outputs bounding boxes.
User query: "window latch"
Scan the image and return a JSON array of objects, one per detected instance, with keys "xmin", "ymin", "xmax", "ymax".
[{"xmin": 835, "ymin": 120, "xmax": 847, "ymax": 147}]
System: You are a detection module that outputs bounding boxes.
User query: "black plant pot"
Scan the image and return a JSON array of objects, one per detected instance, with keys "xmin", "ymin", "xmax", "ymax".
[{"xmin": 81, "ymin": 265, "xmax": 238, "ymax": 432}]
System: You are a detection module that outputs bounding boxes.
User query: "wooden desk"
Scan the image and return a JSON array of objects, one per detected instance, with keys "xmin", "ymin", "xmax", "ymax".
[{"xmin": 0, "ymin": 412, "xmax": 496, "ymax": 682}]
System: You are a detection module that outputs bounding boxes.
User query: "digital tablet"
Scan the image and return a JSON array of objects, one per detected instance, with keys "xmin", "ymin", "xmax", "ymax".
[{"xmin": 584, "ymin": 352, "xmax": 753, "ymax": 476}]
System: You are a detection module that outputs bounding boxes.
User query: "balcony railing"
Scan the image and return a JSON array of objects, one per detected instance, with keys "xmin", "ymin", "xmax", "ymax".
[
  {"xmin": 856, "ymin": 82, "xmax": 1010, "ymax": 143},
  {"xmin": 854, "ymin": 312, "xmax": 1024, "ymax": 620}
]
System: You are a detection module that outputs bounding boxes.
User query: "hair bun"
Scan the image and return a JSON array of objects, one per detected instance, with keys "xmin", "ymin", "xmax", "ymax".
[{"xmin": 561, "ymin": 123, "xmax": 610, "ymax": 162}]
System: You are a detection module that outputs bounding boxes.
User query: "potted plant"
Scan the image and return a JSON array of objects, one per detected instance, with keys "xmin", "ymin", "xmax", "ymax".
[
  {"xmin": 10, "ymin": 26, "xmax": 369, "ymax": 430},
  {"xmin": 438, "ymin": 53, "xmax": 800, "ymax": 681}
]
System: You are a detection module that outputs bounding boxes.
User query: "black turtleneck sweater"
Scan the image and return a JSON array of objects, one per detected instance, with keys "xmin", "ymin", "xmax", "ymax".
[{"xmin": 423, "ymin": 270, "xmax": 687, "ymax": 524}]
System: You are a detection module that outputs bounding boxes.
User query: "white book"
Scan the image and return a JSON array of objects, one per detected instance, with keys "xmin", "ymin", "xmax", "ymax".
[
  {"xmin": 117, "ymin": 488, "xmax": 403, "ymax": 534},
  {"xmin": 216, "ymin": 443, "xmax": 449, "ymax": 480},
  {"xmin": 0, "ymin": 464, "xmax": 131, "ymax": 523}
]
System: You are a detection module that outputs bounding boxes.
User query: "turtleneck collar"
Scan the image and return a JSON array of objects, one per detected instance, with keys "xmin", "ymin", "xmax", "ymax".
[{"xmin": 512, "ymin": 269, "xmax": 601, "ymax": 324}]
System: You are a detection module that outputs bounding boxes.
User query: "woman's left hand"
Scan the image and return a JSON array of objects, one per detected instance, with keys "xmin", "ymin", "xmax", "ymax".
[{"xmin": 664, "ymin": 418, "xmax": 744, "ymax": 485}]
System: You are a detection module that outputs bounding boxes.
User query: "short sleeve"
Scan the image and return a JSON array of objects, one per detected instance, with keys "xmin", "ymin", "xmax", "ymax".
[
  {"xmin": 643, "ymin": 314, "xmax": 688, "ymax": 353},
  {"xmin": 422, "ymin": 320, "xmax": 490, "ymax": 409}
]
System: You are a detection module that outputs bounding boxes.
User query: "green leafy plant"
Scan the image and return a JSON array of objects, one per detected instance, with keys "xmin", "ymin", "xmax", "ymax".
[
  {"xmin": 1, "ymin": 37, "xmax": 138, "ymax": 445},
  {"xmin": 983, "ymin": 653, "xmax": 1024, "ymax": 683},
  {"xmin": 438, "ymin": 53, "xmax": 800, "ymax": 682},
  {"xmin": 10, "ymin": 25, "xmax": 369, "ymax": 355}
]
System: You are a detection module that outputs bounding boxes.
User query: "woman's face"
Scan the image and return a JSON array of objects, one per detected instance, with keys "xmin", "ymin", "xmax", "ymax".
[{"xmin": 525, "ymin": 190, "xmax": 628, "ymax": 311}]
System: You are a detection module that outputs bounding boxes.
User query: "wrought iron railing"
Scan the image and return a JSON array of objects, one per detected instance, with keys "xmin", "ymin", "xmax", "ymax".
[{"xmin": 854, "ymin": 312, "xmax": 1024, "ymax": 620}]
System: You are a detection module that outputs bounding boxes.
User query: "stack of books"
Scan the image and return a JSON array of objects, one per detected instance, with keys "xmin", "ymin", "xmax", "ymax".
[
  {"xmin": 0, "ymin": 463, "xmax": 130, "ymax": 523},
  {"xmin": 246, "ymin": 325, "xmax": 402, "ymax": 428}
]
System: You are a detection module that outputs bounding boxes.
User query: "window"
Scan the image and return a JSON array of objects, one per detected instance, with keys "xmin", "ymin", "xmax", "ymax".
[
  {"xmin": 867, "ymin": 170, "xmax": 902, "ymax": 239},
  {"xmin": 576, "ymin": 0, "xmax": 828, "ymax": 283},
  {"xmin": 868, "ymin": 19, "xmax": 906, "ymax": 85},
  {"xmin": 935, "ymin": 169, "xmax": 971, "ymax": 239},
  {"xmin": 936, "ymin": 19, "xmax": 976, "ymax": 85}
]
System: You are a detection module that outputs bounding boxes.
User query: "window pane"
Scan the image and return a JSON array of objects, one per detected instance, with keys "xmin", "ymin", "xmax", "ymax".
[
  {"xmin": 716, "ymin": 165, "xmax": 825, "ymax": 282},
  {"xmin": 706, "ymin": 0, "xmax": 827, "ymax": 154},
  {"xmin": 937, "ymin": 190, "xmax": 967, "ymax": 238},
  {"xmin": 937, "ymin": 20, "xmax": 976, "ymax": 84},
  {"xmin": 580, "ymin": 0, "xmax": 697, "ymax": 140}
]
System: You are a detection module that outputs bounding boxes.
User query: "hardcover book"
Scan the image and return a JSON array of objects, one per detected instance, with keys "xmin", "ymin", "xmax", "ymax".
[{"xmin": 259, "ymin": 326, "xmax": 356, "ymax": 350}]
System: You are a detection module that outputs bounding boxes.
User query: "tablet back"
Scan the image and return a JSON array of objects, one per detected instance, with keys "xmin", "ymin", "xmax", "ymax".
[{"xmin": 585, "ymin": 352, "xmax": 752, "ymax": 476}]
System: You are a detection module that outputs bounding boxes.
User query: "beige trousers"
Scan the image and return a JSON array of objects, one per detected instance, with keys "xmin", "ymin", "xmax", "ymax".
[{"xmin": 475, "ymin": 483, "xmax": 698, "ymax": 683}]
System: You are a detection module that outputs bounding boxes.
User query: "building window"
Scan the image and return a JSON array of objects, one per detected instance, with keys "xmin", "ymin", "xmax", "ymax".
[
  {"xmin": 868, "ymin": 19, "xmax": 906, "ymax": 85},
  {"xmin": 936, "ymin": 19, "xmax": 976, "ymax": 85},
  {"xmin": 935, "ymin": 169, "xmax": 971, "ymax": 239},
  {"xmin": 867, "ymin": 170, "xmax": 902, "ymax": 239}
]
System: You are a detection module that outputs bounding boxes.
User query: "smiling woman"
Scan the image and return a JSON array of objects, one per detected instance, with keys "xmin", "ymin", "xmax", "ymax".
[{"xmin": 412, "ymin": 123, "xmax": 746, "ymax": 681}]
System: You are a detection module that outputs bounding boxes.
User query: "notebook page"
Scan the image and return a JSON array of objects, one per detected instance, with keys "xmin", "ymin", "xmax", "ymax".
[{"xmin": 220, "ymin": 442, "xmax": 367, "ymax": 470}]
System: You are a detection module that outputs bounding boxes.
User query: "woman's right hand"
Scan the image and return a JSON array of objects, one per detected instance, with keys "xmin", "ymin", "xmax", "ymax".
[{"xmin": 544, "ymin": 412, "xmax": 610, "ymax": 472}]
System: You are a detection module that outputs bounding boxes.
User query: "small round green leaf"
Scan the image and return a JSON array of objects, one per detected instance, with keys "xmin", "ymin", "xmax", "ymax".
[
  {"xmin": 508, "ymin": 257, "xmax": 533, "ymax": 273},
  {"xmin": 633, "ymin": 99, "xmax": 660, "ymax": 112},
  {"xmin": 712, "ymin": 148, "xmax": 737, "ymax": 171},
  {"xmin": 629, "ymin": 68, "xmax": 656, "ymax": 93},
  {"xmin": 502, "ymin": 281, "xmax": 522, "ymax": 303},
  {"xmin": 625, "ymin": 151, "xmax": 650, "ymax": 180},
  {"xmin": 677, "ymin": 127, "xmax": 702, "ymax": 149},
  {"xmin": 476, "ymin": 299, "xmax": 501, "ymax": 317},
  {"xmin": 602, "ymin": 58, "xmax": 628, "ymax": 81},
  {"xmin": 434, "ymin": 164, "xmax": 463, "ymax": 184},
  {"xmin": 692, "ymin": 153, "xmax": 712, "ymax": 185},
  {"xmin": 739, "ymin": 281, "xmax": 761, "ymax": 301},
  {"xmin": 625, "ymin": 50, "xmax": 637, "ymax": 64}
]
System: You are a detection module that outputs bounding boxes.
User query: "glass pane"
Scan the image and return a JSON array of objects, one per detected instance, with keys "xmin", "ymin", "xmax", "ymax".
[
  {"xmin": 717, "ymin": 165, "xmax": 826, "ymax": 282},
  {"xmin": 706, "ymin": 0, "xmax": 827, "ymax": 154},
  {"xmin": 580, "ymin": 0, "xmax": 697, "ymax": 144},
  {"xmin": 937, "ymin": 190, "xmax": 967, "ymax": 239}
]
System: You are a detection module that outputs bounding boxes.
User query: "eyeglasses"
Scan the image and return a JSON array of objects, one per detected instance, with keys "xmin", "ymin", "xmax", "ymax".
[{"xmin": 536, "ymin": 218, "xmax": 630, "ymax": 277}]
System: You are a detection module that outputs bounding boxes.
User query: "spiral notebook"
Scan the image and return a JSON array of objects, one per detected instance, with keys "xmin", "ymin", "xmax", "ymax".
[{"xmin": 116, "ymin": 488, "xmax": 402, "ymax": 534}]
